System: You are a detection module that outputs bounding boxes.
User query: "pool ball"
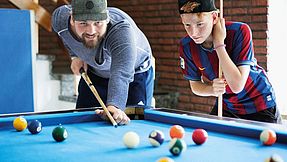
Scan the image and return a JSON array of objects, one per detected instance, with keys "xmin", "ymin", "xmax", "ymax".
[
  {"xmin": 169, "ymin": 125, "xmax": 185, "ymax": 139},
  {"xmin": 260, "ymin": 129, "xmax": 277, "ymax": 146},
  {"xmin": 28, "ymin": 120, "xmax": 42, "ymax": 134},
  {"xmin": 169, "ymin": 138, "xmax": 187, "ymax": 156},
  {"xmin": 123, "ymin": 131, "xmax": 140, "ymax": 148},
  {"xmin": 52, "ymin": 125, "xmax": 68, "ymax": 142},
  {"xmin": 13, "ymin": 116, "xmax": 27, "ymax": 131},
  {"xmin": 264, "ymin": 154, "xmax": 284, "ymax": 162},
  {"xmin": 148, "ymin": 130, "xmax": 165, "ymax": 147},
  {"xmin": 192, "ymin": 129, "xmax": 208, "ymax": 145},
  {"xmin": 156, "ymin": 157, "xmax": 174, "ymax": 162}
]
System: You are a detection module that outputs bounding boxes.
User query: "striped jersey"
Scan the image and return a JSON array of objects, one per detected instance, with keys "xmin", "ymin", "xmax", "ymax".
[{"xmin": 179, "ymin": 21, "xmax": 276, "ymax": 115}]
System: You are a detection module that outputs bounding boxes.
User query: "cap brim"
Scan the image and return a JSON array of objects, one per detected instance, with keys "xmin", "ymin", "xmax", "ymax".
[{"xmin": 73, "ymin": 13, "xmax": 107, "ymax": 21}]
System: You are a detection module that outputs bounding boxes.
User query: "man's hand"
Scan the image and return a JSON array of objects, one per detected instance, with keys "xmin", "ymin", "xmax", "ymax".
[
  {"xmin": 70, "ymin": 57, "xmax": 87, "ymax": 75},
  {"xmin": 95, "ymin": 105, "xmax": 130, "ymax": 125}
]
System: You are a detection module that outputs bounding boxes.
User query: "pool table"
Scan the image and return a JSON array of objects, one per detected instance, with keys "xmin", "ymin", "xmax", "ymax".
[{"xmin": 0, "ymin": 108, "xmax": 286, "ymax": 162}]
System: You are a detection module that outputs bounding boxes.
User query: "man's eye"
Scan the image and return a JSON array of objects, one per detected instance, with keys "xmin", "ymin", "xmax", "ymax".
[{"xmin": 197, "ymin": 23, "xmax": 203, "ymax": 27}]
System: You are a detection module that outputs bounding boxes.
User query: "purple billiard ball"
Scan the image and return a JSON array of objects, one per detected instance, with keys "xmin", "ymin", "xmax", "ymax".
[
  {"xmin": 148, "ymin": 130, "xmax": 165, "ymax": 147},
  {"xmin": 28, "ymin": 120, "xmax": 42, "ymax": 134}
]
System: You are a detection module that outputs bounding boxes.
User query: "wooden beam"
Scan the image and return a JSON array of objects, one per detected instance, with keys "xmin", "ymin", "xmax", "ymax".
[{"xmin": 9, "ymin": 0, "xmax": 52, "ymax": 32}]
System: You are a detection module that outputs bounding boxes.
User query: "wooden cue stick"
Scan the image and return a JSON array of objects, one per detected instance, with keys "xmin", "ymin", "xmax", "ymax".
[
  {"xmin": 218, "ymin": 0, "xmax": 224, "ymax": 118},
  {"xmin": 79, "ymin": 67, "xmax": 118, "ymax": 127}
]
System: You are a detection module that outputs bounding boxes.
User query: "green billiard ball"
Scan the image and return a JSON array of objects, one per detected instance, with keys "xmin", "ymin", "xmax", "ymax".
[
  {"xmin": 52, "ymin": 125, "xmax": 68, "ymax": 142},
  {"xmin": 169, "ymin": 138, "xmax": 187, "ymax": 156}
]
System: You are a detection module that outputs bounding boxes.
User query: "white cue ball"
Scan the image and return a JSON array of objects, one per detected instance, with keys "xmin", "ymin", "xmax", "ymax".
[{"xmin": 123, "ymin": 131, "xmax": 140, "ymax": 148}]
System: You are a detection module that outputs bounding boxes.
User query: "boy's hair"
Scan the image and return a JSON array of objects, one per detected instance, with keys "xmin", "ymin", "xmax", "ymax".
[{"xmin": 178, "ymin": 0, "xmax": 217, "ymax": 14}]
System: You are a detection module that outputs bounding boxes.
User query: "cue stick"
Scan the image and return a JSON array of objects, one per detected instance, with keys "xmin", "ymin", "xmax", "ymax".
[
  {"xmin": 79, "ymin": 67, "xmax": 118, "ymax": 128},
  {"xmin": 218, "ymin": 0, "xmax": 224, "ymax": 118}
]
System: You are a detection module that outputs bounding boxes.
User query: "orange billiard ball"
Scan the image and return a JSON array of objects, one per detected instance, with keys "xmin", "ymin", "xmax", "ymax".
[
  {"xmin": 169, "ymin": 125, "xmax": 185, "ymax": 139},
  {"xmin": 13, "ymin": 116, "xmax": 28, "ymax": 131},
  {"xmin": 260, "ymin": 129, "xmax": 277, "ymax": 146}
]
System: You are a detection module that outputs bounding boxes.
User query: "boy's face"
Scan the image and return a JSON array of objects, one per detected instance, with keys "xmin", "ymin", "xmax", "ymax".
[
  {"xmin": 181, "ymin": 12, "xmax": 217, "ymax": 44},
  {"xmin": 71, "ymin": 18, "xmax": 108, "ymax": 49}
]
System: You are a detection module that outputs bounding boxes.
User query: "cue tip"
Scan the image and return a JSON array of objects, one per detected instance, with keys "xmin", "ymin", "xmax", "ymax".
[{"xmin": 114, "ymin": 124, "xmax": 118, "ymax": 128}]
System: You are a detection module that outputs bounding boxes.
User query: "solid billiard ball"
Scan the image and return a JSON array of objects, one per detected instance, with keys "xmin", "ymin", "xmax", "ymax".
[
  {"xmin": 13, "ymin": 116, "xmax": 27, "ymax": 131},
  {"xmin": 148, "ymin": 130, "xmax": 165, "ymax": 147},
  {"xmin": 123, "ymin": 131, "xmax": 140, "ymax": 148},
  {"xmin": 260, "ymin": 129, "xmax": 277, "ymax": 146},
  {"xmin": 52, "ymin": 125, "xmax": 68, "ymax": 142},
  {"xmin": 169, "ymin": 138, "xmax": 187, "ymax": 156},
  {"xmin": 192, "ymin": 128, "xmax": 208, "ymax": 145},
  {"xmin": 265, "ymin": 154, "xmax": 284, "ymax": 162},
  {"xmin": 156, "ymin": 157, "xmax": 174, "ymax": 162},
  {"xmin": 28, "ymin": 120, "xmax": 42, "ymax": 134},
  {"xmin": 169, "ymin": 125, "xmax": 185, "ymax": 139}
]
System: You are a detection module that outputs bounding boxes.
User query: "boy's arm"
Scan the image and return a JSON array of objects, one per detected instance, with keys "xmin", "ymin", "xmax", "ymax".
[
  {"xmin": 215, "ymin": 47, "xmax": 250, "ymax": 93},
  {"xmin": 189, "ymin": 79, "xmax": 226, "ymax": 97},
  {"xmin": 213, "ymin": 18, "xmax": 250, "ymax": 94}
]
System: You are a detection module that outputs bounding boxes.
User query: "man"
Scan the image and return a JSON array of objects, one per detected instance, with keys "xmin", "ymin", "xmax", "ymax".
[
  {"xmin": 52, "ymin": 0, "xmax": 154, "ymax": 125},
  {"xmin": 178, "ymin": 0, "xmax": 281, "ymax": 123}
]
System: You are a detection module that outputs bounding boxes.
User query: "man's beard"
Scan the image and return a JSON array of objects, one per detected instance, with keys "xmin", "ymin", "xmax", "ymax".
[{"xmin": 81, "ymin": 33, "xmax": 103, "ymax": 49}]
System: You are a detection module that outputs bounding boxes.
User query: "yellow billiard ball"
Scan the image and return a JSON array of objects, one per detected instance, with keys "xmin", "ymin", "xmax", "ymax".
[
  {"xmin": 13, "ymin": 116, "xmax": 27, "ymax": 131},
  {"xmin": 157, "ymin": 157, "xmax": 174, "ymax": 162}
]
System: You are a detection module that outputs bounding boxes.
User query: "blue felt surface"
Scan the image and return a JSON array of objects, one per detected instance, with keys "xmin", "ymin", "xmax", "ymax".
[
  {"xmin": 0, "ymin": 111, "xmax": 286, "ymax": 162},
  {"xmin": 0, "ymin": 9, "xmax": 34, "ymax": 114}
]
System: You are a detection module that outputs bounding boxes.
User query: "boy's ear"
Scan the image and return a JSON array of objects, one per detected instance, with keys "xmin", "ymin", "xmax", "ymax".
[{"xmin": 212, "ymin": 12, "xmax": 218, "ymax": 25}]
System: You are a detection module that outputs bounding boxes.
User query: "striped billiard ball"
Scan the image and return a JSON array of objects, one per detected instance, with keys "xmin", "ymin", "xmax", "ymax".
[{"xmin": 148, "ymin": 130, "xmax": 165, "ymax": 147}]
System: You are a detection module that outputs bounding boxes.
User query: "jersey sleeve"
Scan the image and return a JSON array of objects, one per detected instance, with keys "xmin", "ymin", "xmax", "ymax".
[
  {"xmin": 230, "ymin": 23, "xmax": 255, "ymax": 66},
  {"xmin": 179, "ymin": 39, "xmax": 201, "ymax": 81}
]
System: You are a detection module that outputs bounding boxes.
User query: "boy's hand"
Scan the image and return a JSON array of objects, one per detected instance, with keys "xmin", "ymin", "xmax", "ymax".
[
  {"xmin": 213, "ymin": 17, "xmax": 226, "ymax": 47},
  {"xmin": 212, "ymin": 78, "xmax": 226, "ymax": 96}
]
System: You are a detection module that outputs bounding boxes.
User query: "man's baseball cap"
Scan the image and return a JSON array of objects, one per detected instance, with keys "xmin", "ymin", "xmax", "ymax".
[
  {"xmin": 71, "ymin": 0, "xmax": 108, "ymax": 21},
  {"xmin": 178, "ymin": 0, "xmax": 217, "ymax": 14}
]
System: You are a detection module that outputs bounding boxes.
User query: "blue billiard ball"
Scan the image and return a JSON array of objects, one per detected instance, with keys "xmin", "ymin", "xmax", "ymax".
[
  {"xmin": 148, "ymin": 130, "xmax": 165, "ymax": 147},
  {"xmin": 28, "ymin": 120, "xmax": 42, "ymax": 134}
]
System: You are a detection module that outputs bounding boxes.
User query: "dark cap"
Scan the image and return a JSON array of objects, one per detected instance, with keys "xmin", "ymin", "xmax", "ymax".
[
  {"xmin": 178, "ymin": 0, "xmax": 217, "ymax": 14},
  {"xmin": 71, "ymin": 0, "xmax": 108, "ymax": 21}
]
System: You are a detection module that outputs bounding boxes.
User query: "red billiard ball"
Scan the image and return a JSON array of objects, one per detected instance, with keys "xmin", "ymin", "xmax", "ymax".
[
  {"xmin": 260, "ymin": 129, "xmax": 277, "ymax": 146},
  {"xmin": 13, "ymin": 116, "xmax": 27, "ymax": 131},
  {"xmin": 28, "ymin": 120, "xmax": 42, "ymax": 134},
  {"xmin": 169, "ymin": 125, "xmax": 185, "ymax": 139},
  {"xmin": 192, "ymin": 129, "xmax": 208, "ymax": 145},
  {"xmin": 52, "ymin": 125, "xmax": 68, "ymax": 142}
]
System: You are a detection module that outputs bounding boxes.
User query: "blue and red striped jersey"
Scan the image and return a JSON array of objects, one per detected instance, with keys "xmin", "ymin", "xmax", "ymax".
[{"xmin": 179, "ymin": 21, "xmax": 276, "ymax": 115}]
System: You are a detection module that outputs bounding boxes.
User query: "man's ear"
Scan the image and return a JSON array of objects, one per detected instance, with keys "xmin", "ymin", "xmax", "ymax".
[{"xmin": 70, "ymin": 14, "xmax": 75, "ymax": 26}]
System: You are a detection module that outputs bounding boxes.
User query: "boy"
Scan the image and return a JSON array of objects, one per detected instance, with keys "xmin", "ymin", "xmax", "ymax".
[{"xmin": 178, "ymin": 0, "xmax": 281, "ymax": 123}]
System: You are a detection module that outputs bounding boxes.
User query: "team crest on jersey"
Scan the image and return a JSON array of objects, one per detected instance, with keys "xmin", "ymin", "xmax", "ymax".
[
  {"xmin": 180, "ymin": 57, "xmax": 185, "ymax": 69},
  {"xmin": 180, "ymin": 1, "xmax": 201, "ymax": 13}
]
